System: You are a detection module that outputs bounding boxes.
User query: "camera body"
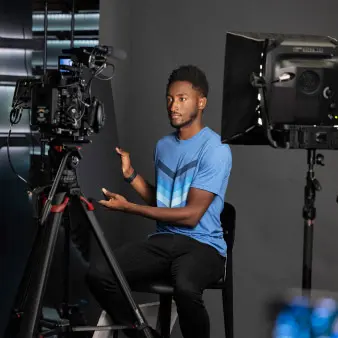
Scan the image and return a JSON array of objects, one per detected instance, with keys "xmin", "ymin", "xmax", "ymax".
[
  {"xmin": 12, "ymin": 45, "xmax": 110, "ymax": 141},
  {"xmin": 29, "ymin": 71, "xmax": 104, "ymax": 138}
]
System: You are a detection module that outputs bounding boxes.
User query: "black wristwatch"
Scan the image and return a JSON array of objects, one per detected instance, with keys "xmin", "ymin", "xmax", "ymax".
[{"xmin": 124, "ymin": 170, "xmax": 137, "ymax": 183}]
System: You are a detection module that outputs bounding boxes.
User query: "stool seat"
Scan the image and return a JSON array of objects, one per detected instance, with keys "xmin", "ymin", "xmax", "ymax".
[{"xmin": 141, "ymin": 277, "xmax": 227, "ymax": 295}]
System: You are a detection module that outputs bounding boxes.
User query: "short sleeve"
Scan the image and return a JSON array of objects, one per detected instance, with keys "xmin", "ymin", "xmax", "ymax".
[
  {"xmin": 153, "ymin": 144, "xmax": 157, "ymax": 163},
  {"xmin": 190, "ymin": 144, "xmax": 232, "ymax": 197},
  {"xmin": 153, "ymin": 141, "xmax": 159, "ymax": 185},
  {"xmin": 153, "ymin": 140, "xmax": 160, "ymax": 163}
]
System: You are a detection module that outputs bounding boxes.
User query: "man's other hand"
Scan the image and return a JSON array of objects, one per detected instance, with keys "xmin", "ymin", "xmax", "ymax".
[{"xmin": 99, "ymin": 188, "xmax": 128, "ymax": 211}]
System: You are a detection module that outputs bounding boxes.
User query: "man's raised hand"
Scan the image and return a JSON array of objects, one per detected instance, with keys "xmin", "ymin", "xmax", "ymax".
[{"xmin": 115, "ymin": 147, "xmax": 134, "ymax": 178}]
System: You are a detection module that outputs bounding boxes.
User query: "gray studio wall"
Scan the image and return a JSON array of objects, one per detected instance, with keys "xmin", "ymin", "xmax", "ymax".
[{"xmin": 100, "ymin": 0, "xmax": 338, "ymax": 337}]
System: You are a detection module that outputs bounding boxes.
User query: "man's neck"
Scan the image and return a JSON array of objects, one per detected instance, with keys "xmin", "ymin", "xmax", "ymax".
[{"xmin": 178, "ymin": 123, "xmax": 205, "ymax": 140}]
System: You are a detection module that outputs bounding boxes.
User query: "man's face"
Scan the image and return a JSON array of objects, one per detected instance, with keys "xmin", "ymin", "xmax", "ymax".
[{"xmin": 166, "ymin": 81, "xmax": 206, "ymax": 129}]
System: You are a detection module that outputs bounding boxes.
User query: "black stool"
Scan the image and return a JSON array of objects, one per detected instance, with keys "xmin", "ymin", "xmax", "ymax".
[{"xmin": 137, "ymin": 202, "xmax": 236, "ymax": 338}]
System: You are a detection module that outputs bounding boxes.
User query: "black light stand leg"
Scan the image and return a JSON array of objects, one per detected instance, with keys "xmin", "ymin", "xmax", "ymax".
[{"xmin": 302, "ymin": 149, "xmax": 323, "ymax": 292}]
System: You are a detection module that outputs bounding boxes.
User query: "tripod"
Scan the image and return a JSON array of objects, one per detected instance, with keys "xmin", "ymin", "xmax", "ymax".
[
  {"xmin": 301, "ymin": 148, "xmax": 324, "ymax": 292},
  {"xmin": 5, "ymin": 142, "xmax": 156, "ymax": 338}
]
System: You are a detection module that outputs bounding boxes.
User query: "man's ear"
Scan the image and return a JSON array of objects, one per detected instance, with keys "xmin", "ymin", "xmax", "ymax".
[{"xmin": 198, "ymin": 97, "xmax": 207, "ymax": 110}]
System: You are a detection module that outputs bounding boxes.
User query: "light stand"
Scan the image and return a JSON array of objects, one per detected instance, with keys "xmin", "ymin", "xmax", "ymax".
[
  {"xmin": 302, "ymin": 149, "xmax": 324, "ymax": 291},
  {"xmin": 250, "ymin": 74, "xmax": 325, "ymax": 293}
]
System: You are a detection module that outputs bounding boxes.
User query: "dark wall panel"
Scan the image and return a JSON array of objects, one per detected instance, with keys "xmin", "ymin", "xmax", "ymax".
[
  {"xmin": 0, "ymin": 146, "xmax": 35, "ymax": 337},
  {"xmin": 0, "ymin": 1, "xmax": 125, "ymax": 333},
  {"xmin": 0, "ymin": 1, "xmax": 34, "ymax": 336}
]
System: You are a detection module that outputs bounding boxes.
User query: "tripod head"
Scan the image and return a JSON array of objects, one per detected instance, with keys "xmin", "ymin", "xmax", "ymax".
[
  {"xmin": 48, "ymin": 141, "xmax": 85, "ymax": 184},
  {"xmin": 31, "ymin": 142, "xmax": 87, "ymax": 225}
]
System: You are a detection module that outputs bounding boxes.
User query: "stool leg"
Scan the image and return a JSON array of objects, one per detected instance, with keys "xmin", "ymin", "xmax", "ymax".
[
  {"xmin": 223, "ymin": 253, "xmax": 233, "ymax": 338},
  {"xmin": 156, "ymin": 295, "xmax": 172, "ymax": 338},
  {"xmin": 113, "ymin": 330, "xmax": 119, "ymax": 338}
]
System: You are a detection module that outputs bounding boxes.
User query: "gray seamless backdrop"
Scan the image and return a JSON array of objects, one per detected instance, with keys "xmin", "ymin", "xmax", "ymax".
[{"xmin": 99, "ymin": 1, "xmax": 338, "ymax": 337}]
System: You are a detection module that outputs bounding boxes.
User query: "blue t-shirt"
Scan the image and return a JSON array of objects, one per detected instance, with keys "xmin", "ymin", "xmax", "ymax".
[{"xmin": 152, "ymin": 126, "xmax": 232, "ymax": 257}]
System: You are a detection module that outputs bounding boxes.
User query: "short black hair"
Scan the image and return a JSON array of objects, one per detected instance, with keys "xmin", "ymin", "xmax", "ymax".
[{"xmin": 166, "ymin": 65, "xmax": 209, "ymax": 98}]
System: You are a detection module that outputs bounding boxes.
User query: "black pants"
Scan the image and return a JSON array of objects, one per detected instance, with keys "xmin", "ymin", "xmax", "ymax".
[{"xmin": 86, "ymin": 233, "xmax": 225, "ymax": 338}]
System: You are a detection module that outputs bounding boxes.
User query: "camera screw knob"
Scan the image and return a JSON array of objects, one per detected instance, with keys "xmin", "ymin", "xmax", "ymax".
[{"xmin": 71, "ymin": 156, "xmax": 80, "ymax": 168}]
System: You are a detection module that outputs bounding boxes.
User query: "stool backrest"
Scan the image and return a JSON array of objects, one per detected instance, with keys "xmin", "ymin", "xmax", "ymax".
[{"xmin": 220, "ymin": 202, "xmax": 236, "ymax": 252}]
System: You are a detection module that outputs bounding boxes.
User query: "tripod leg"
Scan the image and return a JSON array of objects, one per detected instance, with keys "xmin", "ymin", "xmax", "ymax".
[
  {"xmin": 9, "ymin": 192, "xmax": 68, "ymax": 338},
  {"xmin": 77, "ymin": 196, "xmax": 155, "ymax": 338}
]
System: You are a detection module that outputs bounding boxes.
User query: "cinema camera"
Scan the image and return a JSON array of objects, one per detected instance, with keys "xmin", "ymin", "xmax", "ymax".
[{"xmin": 10, "ymin": 45, "xmax": 115, "ymax": 143}]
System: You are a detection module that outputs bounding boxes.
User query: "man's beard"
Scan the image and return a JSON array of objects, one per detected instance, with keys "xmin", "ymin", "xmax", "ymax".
[{"xmin": 170, "ymin": 109, "xmax": 198, "ymax": 129}]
